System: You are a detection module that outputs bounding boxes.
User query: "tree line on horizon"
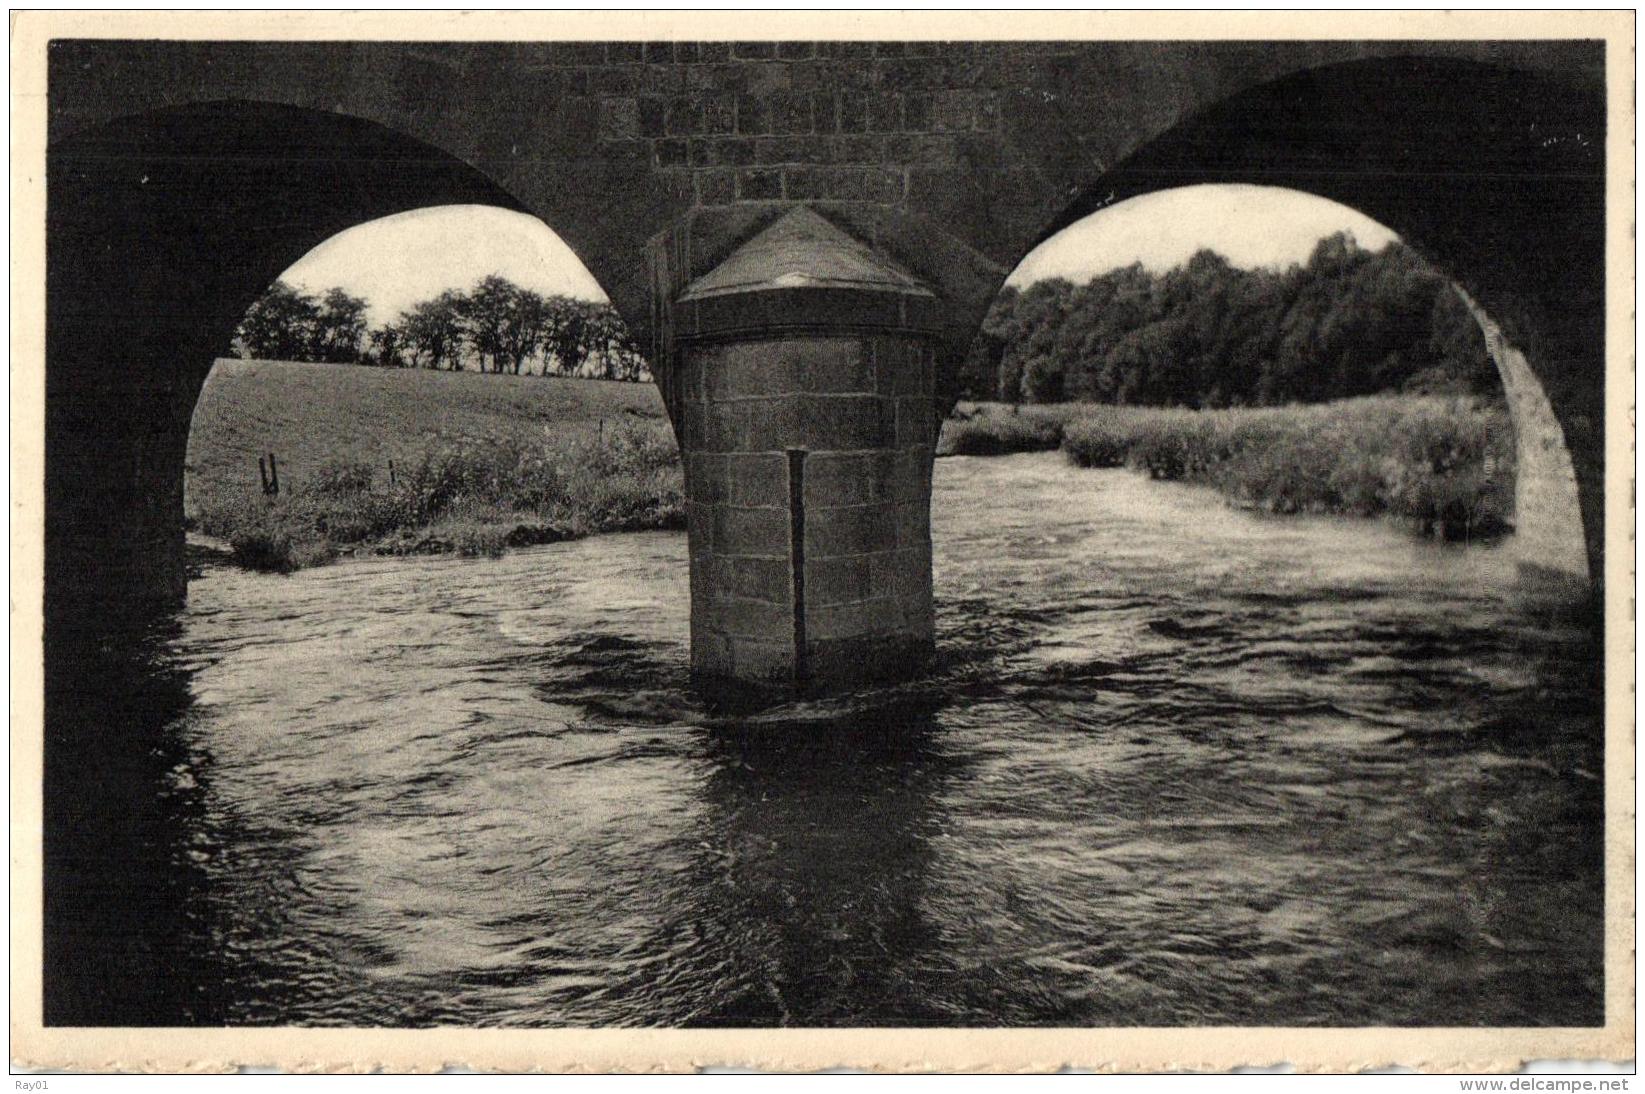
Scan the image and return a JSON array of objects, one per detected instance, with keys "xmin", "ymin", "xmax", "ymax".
[
  {"xmin": 232, "ymin": 275, "xmax": 651, "ymax": 381},
  {"xmin": 962, "ymin": 233, "xmax": 1497, "ymax": 407}
]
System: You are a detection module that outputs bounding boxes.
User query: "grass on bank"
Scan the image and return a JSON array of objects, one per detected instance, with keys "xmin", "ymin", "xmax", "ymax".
[
  {"xmin": 186, "ymin": 358, "xmax": 668, "ymax": 516},
  {"xmin": 950, "ymin": 395, "xmax": 1516, "ymax": 541},
  {"xmin": 194, "ymin": 420, "xmax": 684, "ymax": 572},
  {"xmin": 187, "ymin": 359, "xmax": 679, "ymax": 572}
]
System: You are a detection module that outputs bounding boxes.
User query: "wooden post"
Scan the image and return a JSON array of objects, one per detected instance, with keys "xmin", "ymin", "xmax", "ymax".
[
  {"xmin": 388, "ymin": 458, "xmax": 397, "ymax": 489},
  {"xmin": 258, "ymin": 456, "xmax": 269, "ymax": 495},
  {"xmin": 266, "ymin": 452, "xmax": 279, "ymax": 496}
]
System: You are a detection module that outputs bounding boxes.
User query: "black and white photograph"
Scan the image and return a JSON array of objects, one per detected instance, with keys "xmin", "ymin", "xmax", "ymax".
[{"xmin": 12, "ymin": 10, "xmax": 1634, "ymax": 1074}]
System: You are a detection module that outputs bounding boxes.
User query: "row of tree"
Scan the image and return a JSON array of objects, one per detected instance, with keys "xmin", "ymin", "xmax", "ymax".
[
  {"xmin": 961, "ymin": 234, "xmax": 1497, "ymax": 407},
  {"xmin": 233, "ymin": 276, "xmax": 650, "ymax": 381}
]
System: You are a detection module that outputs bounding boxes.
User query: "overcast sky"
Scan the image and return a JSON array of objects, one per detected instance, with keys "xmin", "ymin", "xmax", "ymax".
[
  {"xmin": 281, "ymin": 205, "xmax": 608, "ymax": 325},
  {"xmin": 1005, "ymin": 184, "xmax": 1399, "ymax": 287},
  {"xmin": 278, "ymin": 186, "xmax": 1399, "ymax": 323}
]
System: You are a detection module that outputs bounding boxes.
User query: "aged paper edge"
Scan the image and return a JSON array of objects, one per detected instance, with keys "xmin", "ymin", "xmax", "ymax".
[{"xmin": 8, "ymin": 8, "xmax": 1636, "ymax": 1075}]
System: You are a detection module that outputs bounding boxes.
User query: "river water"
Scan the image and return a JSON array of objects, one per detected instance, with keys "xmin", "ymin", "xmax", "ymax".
[{"xmin": 44, "ymin": 454, "xmax": 1604, "ymax": 1027}]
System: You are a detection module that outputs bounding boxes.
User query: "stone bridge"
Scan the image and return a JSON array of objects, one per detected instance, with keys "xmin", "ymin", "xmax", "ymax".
[{"xmin": 43, "ymin": 36, "xmax": 1607, "ymax": 688}]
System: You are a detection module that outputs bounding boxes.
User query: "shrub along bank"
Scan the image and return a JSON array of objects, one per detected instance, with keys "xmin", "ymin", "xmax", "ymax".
[
  {"xmin": 194, "ymin": 420, "xmax": 684, "ymax": 572},
  {"xmin": 952, "ymin": 395, "xmax": 1516, "ymax": 541}
]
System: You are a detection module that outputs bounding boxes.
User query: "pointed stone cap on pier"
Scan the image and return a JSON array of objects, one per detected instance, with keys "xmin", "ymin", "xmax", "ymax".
[
  {"xmin": 679, "ymin": 206, "xmax": 935, "ymax": 302},
  {"xmin": 674, "ymin": 206, "xmax": 942, "ymax": 339}
]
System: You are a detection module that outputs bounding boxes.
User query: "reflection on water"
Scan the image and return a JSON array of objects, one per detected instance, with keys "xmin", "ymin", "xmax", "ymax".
[{"xmin": 44, "ymin": 454, "xmax": 1603, "ymax": 1026}]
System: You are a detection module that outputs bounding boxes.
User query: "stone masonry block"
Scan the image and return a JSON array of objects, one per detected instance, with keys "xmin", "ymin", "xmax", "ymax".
[
  {"xmin": 807, "ymin": 597, "xmax": 900, "ymax": 642},
  {"xmin": 803, "ymin": 451, "xmax": 893, "ymax": 508},
  {"xmin": 732, "ymin": 638, "xmax": 794, "ymax": 683},
  {"xmin": 641, "ymin": 65, "xmax": 684, "ymax": 96},
  {"xmin": 806, "ymin": 554, "xmax": 872, "ymax": 607},
  {"xmin": 723, "ymin": 452, "xmax": 790, "ymax": 506},
  {"xmin": 714, "ymin": 598, "xmax": 792, "ymax": 641},
  {"xmin": 874, "ymin": 337, "xmax": 932, "ymax": 395},
  {"xmin": 697, "ymin": 399, "xmax": 744, "ymax": 451},
  {"xmin": 902, "ymin": 92, "xmax": 934, "ymax": 130},
  {"xmin": 805, "ymin": 503, "xmax": 898, "ymax": 559},
  {"xmin": 799, "ymin": 395, "xmax": 895, "ymax": 451},
  {"xmin": 933, "ymin": 90, "xmax": 976, "ymax": 131},
  {"xmin": 894, "ymin": 500, "xmax": 931, "ymax": 549},
  {"xmin": 767, "ymin": 92, "xmax": 816, "ymax": 135},
  {"xmin": 714, "ymin": 505, "xmax": 791, "ymax": 557},
  {"xmin": 696, "ymin": 168, "xmax": 736, "ymax": 205},
  {"xmin": 689, "ymin": 550, "xmax": 713, "ymax": 601},
  {"xmin": 784, "ymin": 165, "xmax": 869, "ymax": 201},
  {"xmin": 866, "ymin": 93, "xmax": 902, "ymax": 132},
  {"xmin": 598, "ymin": 97, "xmax": 640, "ymax": 139},
  {"xmin": 637, "ymin": 97, "xmax": 668, "ymax": 137},
  {"xmin": 736, "ymin": 398, "xmax": 806, "ymax": 452},
  {"xmin": 682, "ymin": 399, "xmax": 709, "ymax": 449},
  {"xmin": 690, "ymin": 624, "xmax": 733, "ymax": 677},
  {"xmin": 595, "ymin": 67, "xmax": 641, "ymax": 95},
  {"xmin": 887, "ymin": 447, "xmax": 930, "ymax": 501},
  {"xmin": 737, "ymin": 167, "xmax": 782, "ymax": 200},
  {"xmin": 685, "ymin": 499, "xmax": 715, "ymax": 557},
  {"xmin": 788, "ymin": 338, "xmax": 870, "ymax": 394},
  {"xmin": 735, "ymin": 95, "xmax": 770, "ymax": 136},
  {"xmin": 654, "ymin": 138, "xmax": 688, "ymax": 168},
  {"xmin": 869, "ymin": 547, "xmax": 931, "ymax": 600},
  {"xmin": 721, "ymin": 555, "xmax": 793, "ymax": 604},
  {"xmin": 701, "ymin": 94, "xmax": 737, "ymax": 134},
  {"xmin": 703, "ymin": 343, "xmax": 787, "ymax": 399},
  {"xmin": 666, "ymin": 98, "xmax": 704, "ymax": 136},
  {"xmin": 895, "ymin": 396, "xmax": 936, "ymax": 447},
  {"xmin": 743, "ymin": 62, "xmax": 792, "ymax": 96},
  {"xmin": 685, "ymin": 452, "xmax": 726, "ymax": 502}
]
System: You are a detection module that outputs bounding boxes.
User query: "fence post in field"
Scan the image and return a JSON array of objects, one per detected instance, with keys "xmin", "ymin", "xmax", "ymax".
[
  {"xmin": 388, "ymin": 458, "xmax": 396, "ymax": 489},
  {"xmin": 258, "ymin": 456, "xmax": 269, "ymax": 495},
  {"xmin": 266, "ymin": 452, "xmax": 279, "ymax": 496}
]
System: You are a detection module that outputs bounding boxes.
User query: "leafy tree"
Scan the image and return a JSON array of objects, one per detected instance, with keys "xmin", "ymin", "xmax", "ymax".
[
  {"xmin": 959, "ymin": 235, "xmax": 1497, "ymax": 409},
  {"xmin": 234, "ymin": 280, "xmax": 320, "ymax": 361},
  {"xmin": 245, "ymin": 273, "xmax": 653, "ymax": 380},
  {"xmin": 458, "ymin": 275, "xmax": 534, "ymax": 374},
  {"xmin": 578, "ymin": 303, "xmax": 649, "ymax": 380},
  {"xmin": 368, "ymin": 323, "xmax": 407, "ymax": 368},
  {"xmin": 399, "ymin": 290, "xmax": 467, "ymax": 371},
  {"xmin": 311, "ymin": 287, "xmax": 370, "ymax": 363}
]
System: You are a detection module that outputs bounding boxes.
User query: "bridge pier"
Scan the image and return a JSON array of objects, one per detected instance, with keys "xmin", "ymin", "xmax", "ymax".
[{"xmin": 673, "ymin": 207, "xmax": 941, "ymax": 691}]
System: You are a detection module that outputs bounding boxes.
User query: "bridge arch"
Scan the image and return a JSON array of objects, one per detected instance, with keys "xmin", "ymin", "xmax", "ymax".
[
  {"xmin": 997, "ymin": 56, "xmax": 1605, "ymax": 592},
  {"xmin": 46, "ymin": 99, "xmax": 637, "ymax": 610},
  {"xmin": 41, "ymin": 45, "xmax": 1610, "ymax": 689}
]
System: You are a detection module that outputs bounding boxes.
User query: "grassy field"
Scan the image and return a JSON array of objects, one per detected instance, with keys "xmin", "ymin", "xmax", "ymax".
[
  {"xmin": 187, "ymin": 359, "xmax": 668, "ymax": 517},
  {"xmin": 948, "ymin": 396, "xmax": 1516, "ymax": 541},
  {"xmin": 188, "ymin": 359, "xmax": 679, "ymax": 570}
]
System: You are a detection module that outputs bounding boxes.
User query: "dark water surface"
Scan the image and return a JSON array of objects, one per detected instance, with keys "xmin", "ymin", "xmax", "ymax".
[{"xmin": 45, "ymin": 454, "xmax": 1604, "ymax": 1026}]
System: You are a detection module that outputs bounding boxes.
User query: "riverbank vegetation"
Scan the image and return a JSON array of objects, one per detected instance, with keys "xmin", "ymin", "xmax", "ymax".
[
  {"xmin": 187, "ymin": 359, "xmax": 679, "ymax": 571},
  {"xmin": 938, "ymin": 230, "xmax": 1517, "ymax": 540},
  {"xmin": 194, "ymin": 419, "xmax": 683, "ymax": 572},
  {"xmin": 945, "ymin": 395, "xmax": 1515, "ymax": 540}
]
